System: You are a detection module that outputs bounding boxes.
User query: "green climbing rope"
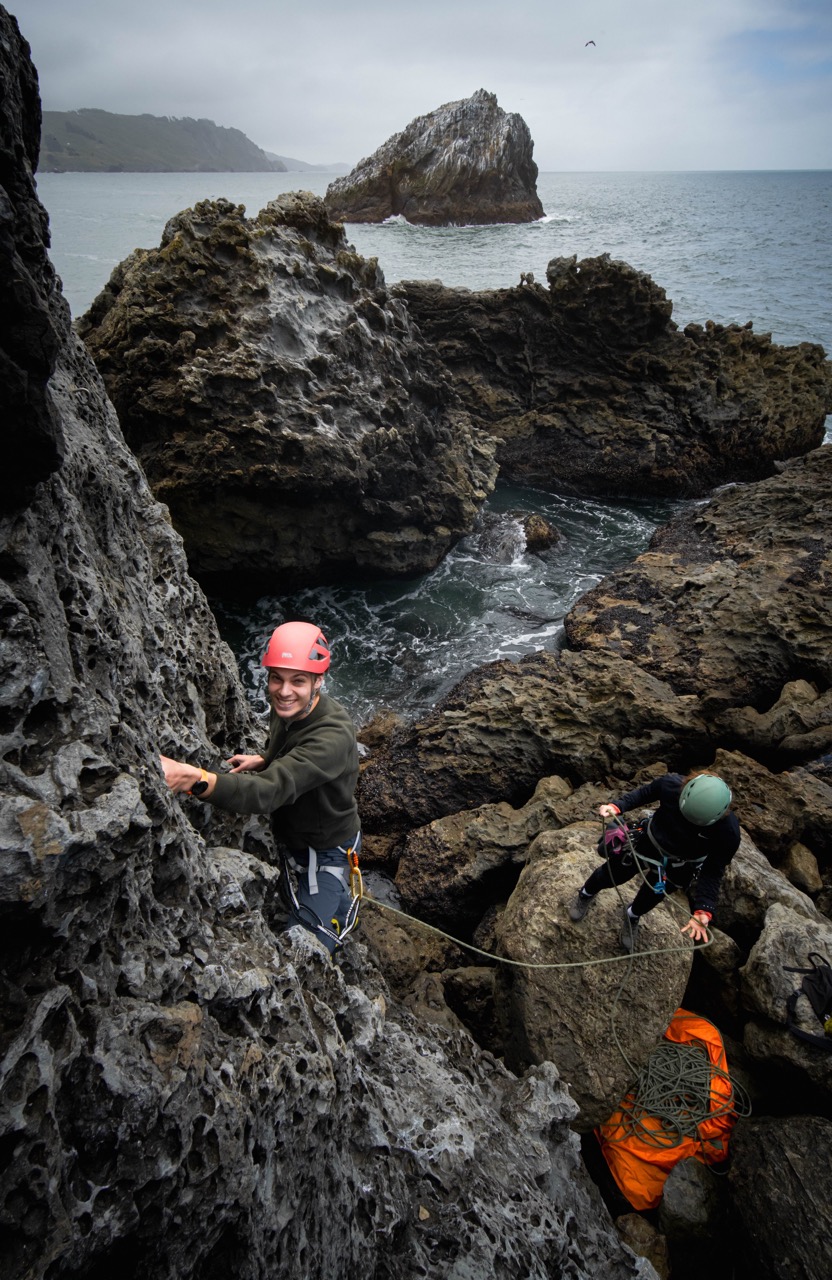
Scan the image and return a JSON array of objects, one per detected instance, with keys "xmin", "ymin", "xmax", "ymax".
[{"xmin": 605, "ymin": 1030, "xmax": 752, "ymax": 1150}]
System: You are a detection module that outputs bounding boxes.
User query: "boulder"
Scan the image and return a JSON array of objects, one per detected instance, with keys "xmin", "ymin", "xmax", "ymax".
[
  {"xmin": 658, "ymin": 1158, "xmax": 722, "ymax": 1243},
  {"xmin": 716, "ymin": 679, "xmax": 832, "ymax": 762},
  {"xmin": 394, "ymin": 774, "xmax": 574, "ymax": 931},
  {"xmin": 76, "ymin": 192, "xmax": 497, "ymax": 591},
  {"xmin": 399, "ymin": 257, "xmax": 832, "ymax": 497},
  {"xmin": 565, "ymin": 448, "xmax": 832, "ymax": 720},
  {"xmin": 709, "ymin": 748, "xmax": 832, "ymax": 868},
  {"xmin": 716, "ymin": 832, "xmax": 822, "ymax": 946},
  {"xmin": 738, "ymin": 901, "xmax": 832, "ymax": 1105},
  {"xmin": 358, "ymin": 648, "xmax": 711, "ymax": 840},
  {"xmin": 615, "ymin": 1215, "xmax": 670, "ymax": 1280},
  {"xmin": 727, "ymin": 1115, "xmax": 832, "ymax": 1280},
  {"xmin": 492, "ymin": 828, "xmax": 692, "ymax": 1131},
  {"xmin": 324, "ymin": 89, "xmax": 544, "ymax": 226},
  {"xmin": 782, "ymin": 841, "xmax": 824, "ymax": 896}
]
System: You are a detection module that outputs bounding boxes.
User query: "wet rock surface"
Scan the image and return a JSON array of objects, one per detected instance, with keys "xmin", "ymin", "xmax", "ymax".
[
  {"xmin": 77, "ymin": 191, "xmax": 497, "ymax": 592},
  {"xmin": 565, "ymin": 447, "xmax": 832, "ymax": 720},
  {"xmin": 325, "ymin": 88, "xmax": 544, "ymax": 226},
  {"xmin": 399, "ymin": 257, "xmax": 832, "ymax": 497}
]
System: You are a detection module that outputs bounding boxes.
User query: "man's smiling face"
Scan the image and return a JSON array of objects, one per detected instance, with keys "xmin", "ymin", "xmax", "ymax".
[{"xmin": 267, "ymin": 667, "xmax": 321, "ymax": 720}]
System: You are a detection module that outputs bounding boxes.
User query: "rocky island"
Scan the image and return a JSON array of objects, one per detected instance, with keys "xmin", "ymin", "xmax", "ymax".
[
  {"xmin": 324, "ymin": 88, "xmax": 545, "ymax": 226},
  {"xmin": 3, "ymin": 6, "xmax": 832, "ymax": 1279}
]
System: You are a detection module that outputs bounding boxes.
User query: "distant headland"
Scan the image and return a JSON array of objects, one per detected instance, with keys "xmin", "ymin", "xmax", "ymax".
[{"xmin": 39, "ymin": 108, "xmax": 348, "ymax": 174}]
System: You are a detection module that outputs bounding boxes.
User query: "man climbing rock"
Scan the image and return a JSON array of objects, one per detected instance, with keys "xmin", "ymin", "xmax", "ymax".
[
  {"xmin": 568, "ymin": 772, "xmax": 740, "ymax": 953},
  {"xmin": 161, "ymin": 621, "xmax": 361, "ymax": 954}
]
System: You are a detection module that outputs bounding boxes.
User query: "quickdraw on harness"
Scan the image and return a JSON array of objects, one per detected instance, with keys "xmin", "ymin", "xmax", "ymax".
[
  {"xmin": 784, "ymin": 952, "xmax": 832, "ymax": 1052},
  {"xmin": 278, "ymin": 831, "xmax": 364, "ymax": 950}
]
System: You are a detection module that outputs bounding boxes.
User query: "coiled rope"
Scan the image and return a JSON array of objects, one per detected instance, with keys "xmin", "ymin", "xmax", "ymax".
[{"xmin": 604, "ymin": 1017, "xmax": 752, "ymax": 1150}]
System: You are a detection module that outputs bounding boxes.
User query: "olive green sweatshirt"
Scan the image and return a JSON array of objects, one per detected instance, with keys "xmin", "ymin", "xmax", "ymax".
[{"xmin": 207, "ymin": 693, "xmax": 360, "ymax": 850}]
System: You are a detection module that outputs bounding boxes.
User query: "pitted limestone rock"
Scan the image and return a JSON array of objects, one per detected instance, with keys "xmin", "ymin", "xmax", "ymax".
[
  {"xmin": 399, "ymin": 258, "xmax": 831, "ymax": 497},
  {"xmin": 77, "ymin": 191, "xmax": 497, "ymax": 591}
]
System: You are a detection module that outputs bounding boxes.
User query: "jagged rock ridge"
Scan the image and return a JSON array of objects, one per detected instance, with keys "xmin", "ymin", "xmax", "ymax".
[
  {"xmin": 399, "ymin": 256, "xmax": 832, "ymax": 497},
  {"xmin": 325, "ymin": 88, "xmax": 545, "ymax": 226}
]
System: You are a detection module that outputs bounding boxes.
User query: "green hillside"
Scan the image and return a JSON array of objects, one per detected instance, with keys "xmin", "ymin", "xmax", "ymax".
[{"xmin": 39, "ymin": 109, "xmax": 287, "ymax": 173}]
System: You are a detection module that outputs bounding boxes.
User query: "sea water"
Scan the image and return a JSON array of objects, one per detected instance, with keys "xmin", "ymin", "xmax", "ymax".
[{"xmin": 36, "ymin": 169, "xmax": 832, "ymax": 724}]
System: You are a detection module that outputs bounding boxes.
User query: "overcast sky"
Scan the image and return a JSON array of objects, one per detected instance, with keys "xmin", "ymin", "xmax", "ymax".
[{"xmin": 10, "ymin": 0, "xmax": 832, "ymax": 170}]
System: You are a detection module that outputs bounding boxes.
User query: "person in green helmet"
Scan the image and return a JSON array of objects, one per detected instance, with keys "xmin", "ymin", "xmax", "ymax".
[{"xmin": 568, "ymin": 772, "xmax": 740, "ymax": 953}]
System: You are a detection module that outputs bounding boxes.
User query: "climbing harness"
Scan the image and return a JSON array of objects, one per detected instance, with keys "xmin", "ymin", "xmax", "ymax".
[
  {"xmin": 784, "ymin": 953, "xmax": 832, "ymax": 1051},
  {"xmin": 278, "ymin": 831, "xmax": 364, "ymax": 950},
  {"xmin": 631, "ymin": 813, "xmax": 708, "ymax": 895}
]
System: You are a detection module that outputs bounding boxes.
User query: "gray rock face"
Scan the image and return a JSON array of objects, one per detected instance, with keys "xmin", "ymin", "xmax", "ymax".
[
  {"xmin": 728, "ymin": 1115, "xmax": 832, "ymax": 1280},
  {"xmin": 1, "ymin": 12, "xmax": 654, "ymax": 1278},
  {"xmin": 77, "ymin": 192, "xmax": 497, "ymax": 592},
  {"xmin": 399, "ymin": 258, "xmax": 832, "ymax": 497},
  {"xmin": 325, "ymin": 89, "xmax": 544, "ymax": 226},
  {"xmin": 0, "ymin": 12, "xmax": 64, "ymax": 512}
]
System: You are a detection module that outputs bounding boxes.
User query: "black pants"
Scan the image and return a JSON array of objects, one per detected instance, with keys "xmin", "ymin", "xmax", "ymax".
[{"xmin": 582, "ymin": 834, "xmax": 697, "ymax": 917}]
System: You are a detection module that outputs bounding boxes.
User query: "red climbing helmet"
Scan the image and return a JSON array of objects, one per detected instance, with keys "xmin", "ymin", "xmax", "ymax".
[{"xmin": 262, "ymin": 622, "xmax": 331, "ymax": 674}]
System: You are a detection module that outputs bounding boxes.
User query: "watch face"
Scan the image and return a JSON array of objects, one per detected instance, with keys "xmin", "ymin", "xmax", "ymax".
[{"xmin": 191, "ymin": 780, "xmax": 209, "ymax": 796}]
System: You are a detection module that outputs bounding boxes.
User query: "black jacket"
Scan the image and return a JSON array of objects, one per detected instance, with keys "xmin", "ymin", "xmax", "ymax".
[{"xmin": 614, "ymin": 773, "xmax": 740, "ymax": 915}]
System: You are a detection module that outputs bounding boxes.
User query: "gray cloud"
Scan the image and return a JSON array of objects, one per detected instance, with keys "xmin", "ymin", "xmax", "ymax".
[{"xmin": 11, "ymin": 0, "xmax": 832, "ymax": 168}]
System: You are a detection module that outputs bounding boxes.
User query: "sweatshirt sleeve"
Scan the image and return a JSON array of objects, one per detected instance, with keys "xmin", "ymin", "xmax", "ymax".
[{"xmin": 207, "ymin": 718, "xmax": 354, "ymax": 817}]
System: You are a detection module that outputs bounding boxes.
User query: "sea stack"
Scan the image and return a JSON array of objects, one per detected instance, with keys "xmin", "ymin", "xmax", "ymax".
[{"xmin": 325, "ymin": 89, "xmax": 544, "ymax": 226}]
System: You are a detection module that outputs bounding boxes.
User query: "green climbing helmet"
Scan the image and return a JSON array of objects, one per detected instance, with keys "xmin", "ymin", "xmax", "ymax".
[{"xmin": 679, "ymin": 773, "xmax": 732, "ymax": 826}]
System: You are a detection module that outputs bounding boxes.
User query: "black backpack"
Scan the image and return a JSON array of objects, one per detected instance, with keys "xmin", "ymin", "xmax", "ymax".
[{"xmin": 784, "ymin": 953, "xmax": 832, "ymax": 1052}]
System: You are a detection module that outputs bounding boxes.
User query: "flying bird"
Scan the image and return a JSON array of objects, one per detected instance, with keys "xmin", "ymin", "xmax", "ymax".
[{"xmin": 585, "ymin": 40, "xmax": 595, "ymax": 47}]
